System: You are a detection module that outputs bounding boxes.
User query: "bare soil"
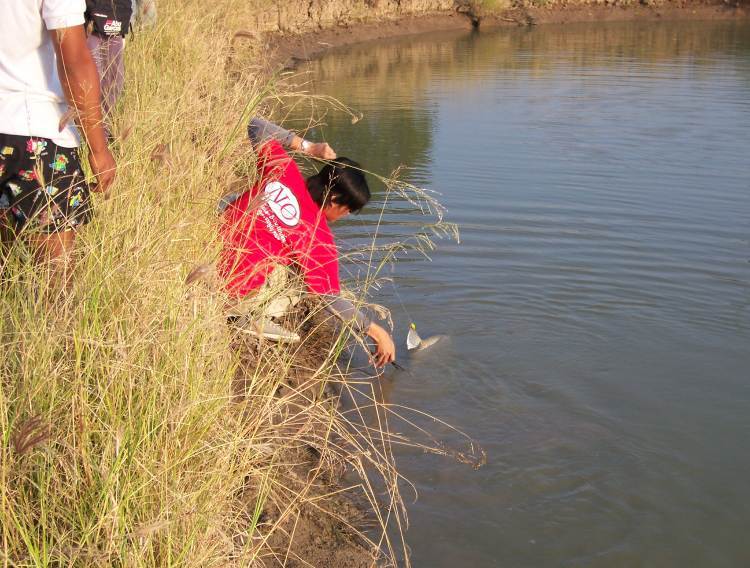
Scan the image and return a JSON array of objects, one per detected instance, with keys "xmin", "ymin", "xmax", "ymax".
[
  {"xmin": 232, "ymin": 300, "xmax": 379, "ymax": 567},
  {"xmin": 268, "ymin": 12, "xmax": 473, "ymax": 68},
  {"xmin": 264, "ymin": 0, "xmax": 748, "ymax": 68}
]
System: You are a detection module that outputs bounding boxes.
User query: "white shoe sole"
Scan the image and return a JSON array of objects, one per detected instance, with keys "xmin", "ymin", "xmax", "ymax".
[{"xmin": 237, "ymin": 326, "xmax": 300, "ymax": 343}]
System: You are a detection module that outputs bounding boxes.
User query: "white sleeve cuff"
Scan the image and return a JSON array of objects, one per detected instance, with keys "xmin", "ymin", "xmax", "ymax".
[
  {"xmin": 44, "ymin": 13, "xmax": 85, "ymax": 30},
  {"xmin": 43, "ymin": 0, "xmax": 87, "ymax": 30}
]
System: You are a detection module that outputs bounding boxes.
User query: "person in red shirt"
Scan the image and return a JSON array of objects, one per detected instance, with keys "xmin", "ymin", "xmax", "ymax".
[{"xmin": 219, "ymin": 117, "xmax": 396, "ymax": 368}]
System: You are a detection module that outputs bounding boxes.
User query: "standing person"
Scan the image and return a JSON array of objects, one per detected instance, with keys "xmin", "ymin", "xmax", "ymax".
[
  {"xmin": 0, "ymin": 0, "xmax": 116, "ymax": 278},
  {"xmin": 219, "ymin": 117, "xmax": 396, "ymax": 368},
  {"xmin": 85, "ymin": 0, "xmax": 133, "ymax": 139}
]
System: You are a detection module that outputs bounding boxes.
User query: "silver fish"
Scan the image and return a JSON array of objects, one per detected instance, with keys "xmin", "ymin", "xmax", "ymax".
[{"xmin": 406, "ymin": 323, "xmax": 445, "ymax": 352}]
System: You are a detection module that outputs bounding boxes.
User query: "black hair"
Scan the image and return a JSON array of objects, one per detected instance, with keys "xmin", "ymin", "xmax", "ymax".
[{"xmin": 305, "ymin": 158, "xmax": 370, "ymax": 213}]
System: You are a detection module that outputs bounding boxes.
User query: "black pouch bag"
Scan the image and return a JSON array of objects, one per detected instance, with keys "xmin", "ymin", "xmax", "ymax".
[{"xmin": 86, "ymin": 0, "xmax": 133, "ymax": 37}]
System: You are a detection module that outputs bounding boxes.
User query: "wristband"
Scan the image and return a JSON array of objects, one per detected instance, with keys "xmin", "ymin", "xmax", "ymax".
[{"xmin": 300, "ymin": 139, "xmax": 312, "ymax": 153}]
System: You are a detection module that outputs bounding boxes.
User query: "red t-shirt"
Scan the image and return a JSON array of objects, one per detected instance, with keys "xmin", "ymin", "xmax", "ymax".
[{"xmin": 219, "ymin": 141, "xmax": 341, "ymax": 298}]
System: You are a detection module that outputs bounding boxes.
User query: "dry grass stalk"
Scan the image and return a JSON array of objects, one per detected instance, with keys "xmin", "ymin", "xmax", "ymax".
[
  {"xmin": 11, "ymin": 415, "xmax": 52, "ymax": 455},
  {"xmin": 149, "ymin": 142, "xmax": 173, "ymax": 169},
  {"xmin": 185, "ymin": 263, "xmax": 214, "ymax": 285}
]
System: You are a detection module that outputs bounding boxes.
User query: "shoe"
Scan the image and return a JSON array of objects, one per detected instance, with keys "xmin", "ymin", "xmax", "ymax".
[{"xmin": 232, "ymin": 316, "xmax": 300, "ymax": 343}]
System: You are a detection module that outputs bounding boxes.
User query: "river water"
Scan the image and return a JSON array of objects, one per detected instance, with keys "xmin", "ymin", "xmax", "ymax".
[{"xmin": 301, "ymin": 20, "xmax": 750, "ymax": 567}]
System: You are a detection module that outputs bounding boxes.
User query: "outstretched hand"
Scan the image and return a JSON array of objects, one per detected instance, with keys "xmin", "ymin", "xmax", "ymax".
[
  {"xmin": 367, "ymin": 322, "xmax": 396, "ymax": 368},
  {"xmin": 305, "ymin": 142, "xmax": 337, "ymax": 160}
]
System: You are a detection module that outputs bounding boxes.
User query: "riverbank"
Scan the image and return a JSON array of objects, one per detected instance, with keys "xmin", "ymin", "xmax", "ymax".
[
  {"xmin": 240, "ymin": 3, "xmax": 750, "ymax": 566},
  {"xmin": 0, "ymin": 0, "xmax": 415, "ymax": 565},
  {"xmin": 251, "ymin": 0, "xmax": 748, "ymax": 67},
  {"xmin": 1, "ymin": 2, "xmax": 744, "ymax": 567},
  {"xmin": 230, "ymin": 302, "xmax": 381, "ymax": 567}
]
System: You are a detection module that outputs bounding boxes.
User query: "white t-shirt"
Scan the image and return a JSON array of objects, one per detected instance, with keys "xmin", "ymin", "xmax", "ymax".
[{"xmin": 0, "ymin": 0, "xmax": 86, "ymax": 148}]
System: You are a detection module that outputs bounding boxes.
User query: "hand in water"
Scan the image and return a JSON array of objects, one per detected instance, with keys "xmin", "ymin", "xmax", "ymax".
[{"xmin": 367, "ymin": 322, "xmax": 396, "ymax": 368}]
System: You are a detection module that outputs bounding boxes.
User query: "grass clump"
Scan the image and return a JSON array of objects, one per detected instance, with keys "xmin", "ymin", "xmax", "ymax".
[
  {"xmin": 1, "ymin": 2, "xmax": 254, "ymax": 563},
  {"xmin": 0, "ymin": 1, "xmax": 477, "ymax": 566}
]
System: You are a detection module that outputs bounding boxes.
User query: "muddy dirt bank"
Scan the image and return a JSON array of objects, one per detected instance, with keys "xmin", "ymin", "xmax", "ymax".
[
  {"xmin": 232, "ymin": 301, "xmax": 385, "ymax": 567},
  {"xmin": 253, "ymin": 1, "xmax": 748, "ymax": 68}
]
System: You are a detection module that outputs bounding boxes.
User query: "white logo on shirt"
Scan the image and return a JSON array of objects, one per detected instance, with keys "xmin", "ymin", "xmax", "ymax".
[{"xmin": 264, "ymin": 181, "xmax": 300, "ymax": 227}]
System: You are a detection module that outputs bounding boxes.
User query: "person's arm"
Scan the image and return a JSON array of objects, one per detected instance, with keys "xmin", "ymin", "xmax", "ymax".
[
  {"xmin": 322, "ymin": 296, "xmax": 396, "ymax": 367},
  {"xmin": 366, "ymin": 321, "xmax": 396, "ymax": 368},
  {"xmin": 298, "ymin": 246, "xmax": 396, "ymax": 368},
  {"xmin": 248, "ymin": 117, "xmax": 336, "ymax": 160},
  {"xmin": 322, "ymin": 295, "xmax": 372, "ymax": 331},
  {"xmin": 50, "ymin": 25, "xmax": 115, "ymax": 192}
]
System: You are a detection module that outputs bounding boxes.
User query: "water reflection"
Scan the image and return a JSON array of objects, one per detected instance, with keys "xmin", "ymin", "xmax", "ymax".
[
  {"xmin": 304, "ymin": 20, "xmax": 750, "ymax": 123},
  {"xmin": 303, "ymin": 20, "xmax": 750, "ymax": 568}
]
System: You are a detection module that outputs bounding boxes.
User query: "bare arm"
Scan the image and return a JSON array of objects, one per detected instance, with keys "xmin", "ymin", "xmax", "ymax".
[
  {"xmin": 51, "ymin": 25, "xmax": 115, "ymax": 192},
  {"xmin": 321, "ymin": 296, "xmax": 395, "ymax": 366}
]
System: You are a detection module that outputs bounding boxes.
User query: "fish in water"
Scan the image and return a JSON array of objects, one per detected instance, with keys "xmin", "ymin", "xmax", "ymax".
[{"xmin": 406, "ymin": 323, "xmax": 446, "ymax": 351}]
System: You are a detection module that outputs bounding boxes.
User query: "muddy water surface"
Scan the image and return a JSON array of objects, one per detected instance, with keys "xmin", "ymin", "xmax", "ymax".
[{"xmin": 302, "ymin": 20, "xmax": 750, "ymax": 567}]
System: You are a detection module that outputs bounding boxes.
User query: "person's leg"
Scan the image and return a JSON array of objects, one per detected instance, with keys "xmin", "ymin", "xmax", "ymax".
[
  {"xmin": 258, "ymin": 264, "xmax": 303, "ymax": 320},
  {"xmin": 1, "ymin": 135, "xmax": 22, "ymax": 274},
  {"xmin": 86, "ymin": 34, "xmax": 125, "ymax": 139},
  {"xmin": 28, "ymin": 230, "xmax": 77, "ymax": 290},
  {"xmin": 1, "ymin": 201, "xmax": 76, "ymax": 292},
  {"xmin": 107, "ymin": 36, "xmax": 125, "ymax": 115},
  {"xmin": 264, "ymin": 293, "xmax": 302, "ymax": 319},
  {"xmin": 86, "ymin": 33, "xmax": 105, "ymax": 79},
  {"xmin": 0, "ymin": 212, "xmax": 13, "ymax": 274},
  {"xmin": 229, "ymin": 266, "xmax": 303, "ymax": 342},
  {"xmin": 0, "ymin": 135, "xmax": 92, "ymax": 292},
  {"xmin": 98, "ymin": 36, "xmax": 125, "ymax": 122}
]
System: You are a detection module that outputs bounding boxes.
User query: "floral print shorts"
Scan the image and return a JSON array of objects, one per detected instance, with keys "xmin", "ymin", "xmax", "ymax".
[{"xmin": 0, "ymin": 133, "xmax": 92, "ymax": 233}]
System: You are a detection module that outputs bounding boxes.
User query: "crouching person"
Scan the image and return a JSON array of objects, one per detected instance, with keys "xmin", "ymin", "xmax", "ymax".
[{"xmin": 218, "ymin": 117, "xmax": 396, "ymax": 367}]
